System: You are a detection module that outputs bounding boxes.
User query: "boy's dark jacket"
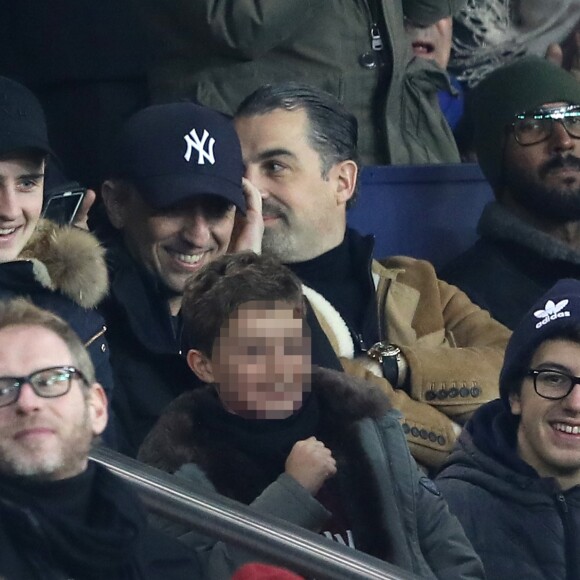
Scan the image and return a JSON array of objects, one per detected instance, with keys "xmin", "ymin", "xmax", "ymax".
[{"xmin": 139, "ymin": 366, "xmax": 484, "ymax": 579}]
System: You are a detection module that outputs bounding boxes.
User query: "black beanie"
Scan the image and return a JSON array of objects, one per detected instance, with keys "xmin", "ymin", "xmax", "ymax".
[
  {"xmin": 472, "ymin": 56, "xmax": 580, "ymax": 192},
  {"xmin": 403, "ymin": 0, "xmax": 464, "ymax": 26},
  {"xmin": 500, "ymin": 279, "xmax": 580, "ymax": 411}
]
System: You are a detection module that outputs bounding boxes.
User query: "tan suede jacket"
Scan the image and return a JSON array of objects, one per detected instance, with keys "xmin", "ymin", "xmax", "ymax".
[{"xmin": 304, "ymin": 256, "xmax": 511, "ymax": 469}]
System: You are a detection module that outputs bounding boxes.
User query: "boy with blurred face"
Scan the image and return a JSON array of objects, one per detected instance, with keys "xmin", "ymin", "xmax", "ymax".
[
  {"xmin": 100, "ymin": 102, "xmax": 264, "ymax": 455},
  {"xmin": 0, "ymin": 299, "xmax": 201, "ymax": 579},
  {"xmin": 437, "ymin": 279, "xmax": 580, "ymax": 579},
  {"xmin": 139, "ymin": 251, "xmax": 484, "ymax": 580}
]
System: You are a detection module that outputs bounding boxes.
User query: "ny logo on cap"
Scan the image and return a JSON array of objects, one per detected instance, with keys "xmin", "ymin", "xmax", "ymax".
[
  {"xmin": 534, "ymin": 299, "xmax": 570, "ymax": 329},
  {"xmin": 184, "ymin": 128, "xmax": 215, "ymax": 165}
]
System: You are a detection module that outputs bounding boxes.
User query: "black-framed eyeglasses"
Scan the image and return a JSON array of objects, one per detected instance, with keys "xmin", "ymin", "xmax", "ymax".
[
  {"xmin": 0, "ymin": 366, "xmax": 88, "ymax": 408},
  {"xmin": 527, "ymin": 369, "xmax": 580, "ymax": 400},
  {"xmin": 511, "ymin": 105, "xmax": 580, "ymax": 146}
]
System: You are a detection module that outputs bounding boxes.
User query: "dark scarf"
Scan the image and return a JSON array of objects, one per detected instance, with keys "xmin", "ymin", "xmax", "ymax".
[
  {"xmin": 0, "ymin": 462, "xmax": 148, "ymax": 579},
  {"xmin": 198, "ymin": 388, "xmax": 320, "ymax": 478}
]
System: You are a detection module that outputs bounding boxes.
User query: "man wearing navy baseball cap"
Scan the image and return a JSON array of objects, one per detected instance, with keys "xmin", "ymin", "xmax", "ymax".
[
  {"xmin": 437, "ymin": 279, "xmax": 580, "ymax": 579},
  {"xmin": 100, "ymin": 102, "xmax": 263, "ymax": 455}
]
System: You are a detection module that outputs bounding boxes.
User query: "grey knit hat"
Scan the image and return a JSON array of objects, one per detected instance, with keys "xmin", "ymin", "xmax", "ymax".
[
  {"xmin": 472, "ymin": 56, "xmax": 580, "ymax": 192},
  {"xmin": 500, "ymin": 279, "xmax": 580, "ymax": 411}
]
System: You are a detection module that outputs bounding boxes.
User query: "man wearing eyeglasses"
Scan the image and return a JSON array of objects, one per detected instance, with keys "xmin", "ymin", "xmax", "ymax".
[
  {"xmin": 436, "ymin": 279, "xmax": 580, "ymax": 579},
  {"xmin": 441, "ymin": 56, "xmax": 580, "ymax": 329},
  {"xmin": 0, "ymin": 298, "xmax": 202, "ymax": 579}
]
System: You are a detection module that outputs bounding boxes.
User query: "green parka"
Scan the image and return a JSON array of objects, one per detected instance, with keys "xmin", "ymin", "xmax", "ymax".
[{"xmin": 139, "ymin": 0, "xmax": 459, "ymax": 165}]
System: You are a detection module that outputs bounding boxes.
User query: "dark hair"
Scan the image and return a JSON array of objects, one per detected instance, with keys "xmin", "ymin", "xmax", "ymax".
[
  {"xmin": 505, "ymin": 322, "xmax": 580, "ymax": 399},
  {"xmin": 182, "ymin": 252, "xmax": 305, "ymax": 355},
  {"xmin": 235, "ymin": 82, "xmax": 360, "ymax": 206}
]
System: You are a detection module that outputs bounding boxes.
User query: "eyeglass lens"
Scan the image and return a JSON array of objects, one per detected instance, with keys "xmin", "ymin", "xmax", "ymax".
[
  {"xmin": 533, "ymin": 370, "xmax": 578, "ymax": 399},
  {"xmin": 514, "ymin": 109, "xmax": 580, "ymax": 145},
  {"xmin": 0, "ymin": 367, "xmax": 76, "ymax": 407}
]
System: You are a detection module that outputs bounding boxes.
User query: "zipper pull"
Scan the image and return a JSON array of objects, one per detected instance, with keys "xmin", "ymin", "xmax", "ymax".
[{"xmin": 370, "ymin": 24, "xmax": 383, "ymax": 51}]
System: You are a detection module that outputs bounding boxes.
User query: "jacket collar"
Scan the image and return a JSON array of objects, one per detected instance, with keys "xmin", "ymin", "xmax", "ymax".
[
  {"xmin": 9, "ymin": 219, "xmax": 108, "ymax": 308},
  {"xmin": 105, "ymin": 241, "xmax": 179, "ymax": 353},
  {"xmin": 478, "ymin": 202, "xmax": 580, "ymax": 266}
]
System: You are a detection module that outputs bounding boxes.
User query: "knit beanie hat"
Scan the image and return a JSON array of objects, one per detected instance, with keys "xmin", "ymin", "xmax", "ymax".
[
  {"xmin": 403, "ymin": 0, "xmax": 465, "ymax": 26},
  {"xmin": 472, "ymin": 55, "xmax": 580, "ymax": 192},
  {"xmin": 500, "ymin": 279, "xmax": 580, "ymax": 411}
]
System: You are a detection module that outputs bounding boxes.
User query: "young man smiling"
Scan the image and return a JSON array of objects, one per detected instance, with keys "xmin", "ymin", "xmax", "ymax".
[
  {"xmin": 0, "ymin": 76, "xmax": 114, "ymax": 442},
  {"xmin": 437, "ymin": 279, "xmax": 580, "ymax": 580}
]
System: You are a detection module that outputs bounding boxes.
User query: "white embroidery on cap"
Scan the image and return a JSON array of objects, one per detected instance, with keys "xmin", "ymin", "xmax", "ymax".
[
  {"xmin": 534, "ymin": 299, "xmax": 571, "ymax": 329},
  {"xmin": 184, "ymin": 128, "xmax": 215, "ymax": 165}
]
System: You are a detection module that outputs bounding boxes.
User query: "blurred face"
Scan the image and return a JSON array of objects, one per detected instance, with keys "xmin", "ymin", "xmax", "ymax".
[
  {"xmin": 105, "ymin": 183, "xmax": 235, "ymax": 314},
  {"xmin": 0, "ymin": 154, "xmax": 45, "ymax": 263},
  {"xmin": 199, "ymin": 301, "xmax": 311, "ymax": 419},
  {"xmin": 510, "ymin": 339, "xmax": 580, "ymax": 489},
  {"xmin": 405, "ymin": 16, "xmax": 453, "ymax": 70},
  {"xmin": 0, "ymin": 325, "xmax": 107, "ymax": 481},
  {"xmin": 502, "ymin": 102, "xmax": 580, "ymax": 221},
  {"xmin": 235, "ymin": 108, "xmax": 353, "ymax": 263}
]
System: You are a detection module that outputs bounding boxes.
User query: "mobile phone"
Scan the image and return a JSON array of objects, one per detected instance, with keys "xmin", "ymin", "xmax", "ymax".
[{"xmin": 42, "ymin": 187, "xmax": 86, "ymax": 225}]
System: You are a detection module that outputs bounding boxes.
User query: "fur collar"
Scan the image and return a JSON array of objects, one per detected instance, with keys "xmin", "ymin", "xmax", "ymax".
[
  {"xmin": 140, "ymin": 366, "xmax": 391, "ymax": 477},
  {"xmin": 17, "ymin": 220, "xmax": 108, "ymax": 308},
  {"xmin": 478, "ymin": 202, "xmax": 580, "ymax": 266}
]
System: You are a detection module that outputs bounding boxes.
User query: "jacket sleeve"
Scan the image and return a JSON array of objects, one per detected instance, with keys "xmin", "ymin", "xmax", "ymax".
[
  {"xmin": 172, "ymin": 464, "xmax": 329, "ymax": 579},
  {"xmin": 140, "ymin": 0, "xmax": 326, "ymax": 59},
  {"xmin": 415, "ymin": 476, "xmax": 486, "ymax": 580},
  {"xmin": 340, "ymin": 357, "xmax": 459, "ymax": 471},
  {"xmin": 377, "ymin": 257, "xmax": 510, "ymax": 423}
]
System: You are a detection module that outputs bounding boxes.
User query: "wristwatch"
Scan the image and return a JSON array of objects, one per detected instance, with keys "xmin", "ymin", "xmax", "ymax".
[{"xmin": 367, "ymin": 342, "xmax": 402, "ymax": 387}]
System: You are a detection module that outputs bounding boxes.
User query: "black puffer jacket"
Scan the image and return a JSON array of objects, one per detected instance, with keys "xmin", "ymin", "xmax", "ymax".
[{"xmin": 436, "ymin": 400, "xmax": 580, "ymax": 580}]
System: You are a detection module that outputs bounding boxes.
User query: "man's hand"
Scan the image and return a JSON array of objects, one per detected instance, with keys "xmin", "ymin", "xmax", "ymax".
[
  {"xmin": 228, "ymin": 178, "xmax": 264, "ymax": 254},
  {"xmin": 285, "ymin": 436, "xmax": 337, "ymax": 495},
  {"xmin": 71, "ymin": 188, "xmax": 96, "ymax": 230}
]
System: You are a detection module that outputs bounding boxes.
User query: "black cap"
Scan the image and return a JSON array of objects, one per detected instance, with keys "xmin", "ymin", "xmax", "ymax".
[
  {"xmin": 111, "ymin": 102, "xmax": 246, "ymax": 212},
  {"xmin": 0, "ymin": 77, "xmax": 51, "ymax": 156}
]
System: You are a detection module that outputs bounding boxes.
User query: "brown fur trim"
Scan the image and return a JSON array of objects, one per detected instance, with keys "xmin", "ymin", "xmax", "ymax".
[{"xmin": 19, "ymin": 220, "xmax": 108, "ymax": 308}]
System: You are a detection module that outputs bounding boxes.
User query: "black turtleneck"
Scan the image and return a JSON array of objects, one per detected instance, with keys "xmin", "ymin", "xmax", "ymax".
[
  {"xmin": 288, "ymin": 234, "xmax": 369, "ymax": 338},
  {"xmin": 0, "ymin": 462, "xmax": 147, "ymax": 579}
]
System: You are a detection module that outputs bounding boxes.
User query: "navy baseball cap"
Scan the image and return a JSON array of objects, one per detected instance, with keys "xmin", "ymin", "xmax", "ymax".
[
  {"xmin": 0, "ymin": 76, "xmax": 52, "ymax": 156},
  {"xmin": 110, "ymin": 102, "xmax": 246, "ymax": 212}
]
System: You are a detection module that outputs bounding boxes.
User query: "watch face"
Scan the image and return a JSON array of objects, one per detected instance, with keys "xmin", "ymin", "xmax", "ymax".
[{"xmin": 383, "ymin": 345, "xmax": 401, "ymax": 357}]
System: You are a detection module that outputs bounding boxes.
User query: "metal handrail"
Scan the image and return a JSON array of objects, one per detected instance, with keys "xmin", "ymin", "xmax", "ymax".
[{"xmin": 90, "ymin": 447, "xmax": 419, "ymax": 580}]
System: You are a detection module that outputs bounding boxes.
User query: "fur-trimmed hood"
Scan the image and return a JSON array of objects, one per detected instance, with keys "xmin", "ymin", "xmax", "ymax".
[{"xmin": 16, "ymin": 219, "xmax": 108, "ymax": 308}]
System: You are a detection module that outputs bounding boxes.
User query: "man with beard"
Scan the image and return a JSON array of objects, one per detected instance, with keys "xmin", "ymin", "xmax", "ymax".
[
  {"xmin": 441, "ymin": 56, "xmax": 580, "ymax": 329},
  {"xmin": 234, "ymin": 82, "xmax": 510, "ymax": 471},
  {"xmin": 0, "ymin": 298, "xmax": 201, "ymax": 579}
]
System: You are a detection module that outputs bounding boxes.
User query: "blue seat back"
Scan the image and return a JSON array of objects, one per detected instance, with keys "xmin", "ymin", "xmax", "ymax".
[{"xmin": 347, "ymin": 163, "xmax": 494, "ymax": 268}]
